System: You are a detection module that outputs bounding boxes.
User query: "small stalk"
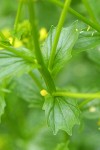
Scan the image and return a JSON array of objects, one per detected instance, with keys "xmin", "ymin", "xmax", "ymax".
[
  {"xmin": 53, "ymin": 91, "xmax": 100, "ymax": 99},
  {"xmin": 12, "ymin": 0, "xmax": 23, "ymax": 45},
  {"xmin": 28, "ymin": 0, "xmax": 56, "ymax": 94},
  {"xmin": 48, "ymin": 0, "xmax": 71, "ymax": 71},
  {"xmin": 79, "ymin": 92, "xmax": 100, "ymax": 108},
  {"xmin": 79, "ymin": 98, "xmax": 93, "ymax": 109}
]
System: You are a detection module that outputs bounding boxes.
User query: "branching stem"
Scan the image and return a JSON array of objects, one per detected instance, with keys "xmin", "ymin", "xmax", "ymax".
[{"xmin": 28, "ymin": 0, "xmax": 56, "ymax": 94}]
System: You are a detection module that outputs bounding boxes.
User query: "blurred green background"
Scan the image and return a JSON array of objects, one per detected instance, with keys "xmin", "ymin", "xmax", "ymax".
[{"xmin": 0, "ymin": 0, "xmax": 100, "ymax": 150}]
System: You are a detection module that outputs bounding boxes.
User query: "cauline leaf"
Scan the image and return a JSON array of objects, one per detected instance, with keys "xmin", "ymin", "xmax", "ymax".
[
  {"xmin": 42, "ymin": 21, "xmax": 79, "ymax": 76},
  {"xmin": 43, "ymin": 95, "xmax": 80, "ymax": 135}
]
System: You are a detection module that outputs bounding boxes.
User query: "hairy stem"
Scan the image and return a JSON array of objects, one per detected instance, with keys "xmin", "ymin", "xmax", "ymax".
[
  {"xmin": 48, "ymin": 0, "xmax": 71, "ymax": 71},
  {"xmin": 28, "ymin": 0, "xmax": 56, "ymax": 94}
]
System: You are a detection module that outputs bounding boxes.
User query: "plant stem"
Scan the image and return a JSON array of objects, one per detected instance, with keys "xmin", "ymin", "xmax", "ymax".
[
  {"xmin": 48, "ymin": 0, "xmax": 71, "ymax": 71},
  {"xmin": 28, "ymin": 0, "xmax": 56, "ymax": 94},
  {"xmin": 82, "ymin": 0, "xmax": 98, "ymax": 24},
  {"xmin": 53, "ymin": 91, "xmax": 100, "ymax": 99},
  {"xmin": 79, "ymin": 92, "xmax": 100, "ymax": 108},
  {"xmin": 29, "ymin": 71, "xmax": 43, "ymax": 90},
  {"xmin": 0, "ymin": 31, "xmax": 7, "ymax": 41},
  {"xmin": 12, "ymin": 0, "xmax": 23, "ymax": 45},
  {"xmin": 79, "ymin": 98, "xmax": 93, "ymax": 108},
  {"xmin": 47, "ymin": 0, "xmax": 100, "ymax": 33}
]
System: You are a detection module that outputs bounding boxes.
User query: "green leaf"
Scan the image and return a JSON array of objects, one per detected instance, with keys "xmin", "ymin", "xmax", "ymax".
[
  {"xmin": 0, "ymin": 91, "xmax": 6, "ymax": 119},
  {"xmin": 0, "ymin": 45, "xmax": 35, "ymax": 62},
  {"xmin": 87, "ymin": 44, "xmax": 100, "ymax": 65},
  {"xmin": 15, "ymin": 74, "xmax": 44, "ymax": 108},
  {"xmin": 0, "ymin": 49, "xmax": 37, "ymax": 79},
  {"xmin": 43, "ymin": 95, "xmax": 80, "ymax": 135},
  {"xmin": 42, "ymin": 21, "xmax": 79, "ymax": 76},
  {"xmin": 73, "ymin": 29, "xmax": 100, "ymax": 54}
]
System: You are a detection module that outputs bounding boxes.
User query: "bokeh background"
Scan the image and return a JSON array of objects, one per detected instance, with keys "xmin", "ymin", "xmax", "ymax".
[{"xmin": 0, "ymin": 0, "xmax": 100, "ymax": 150}]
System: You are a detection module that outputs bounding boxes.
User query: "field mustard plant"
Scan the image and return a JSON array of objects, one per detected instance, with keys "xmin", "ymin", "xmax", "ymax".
[{"xmin": 0, "ymin": 0, "xmax": 100, "ymax": 149}]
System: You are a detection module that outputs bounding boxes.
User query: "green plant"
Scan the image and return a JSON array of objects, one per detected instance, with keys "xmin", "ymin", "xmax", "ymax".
[{"xmin": 0, "ymin": 0, "xmax": 100, "ymax": 149}]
